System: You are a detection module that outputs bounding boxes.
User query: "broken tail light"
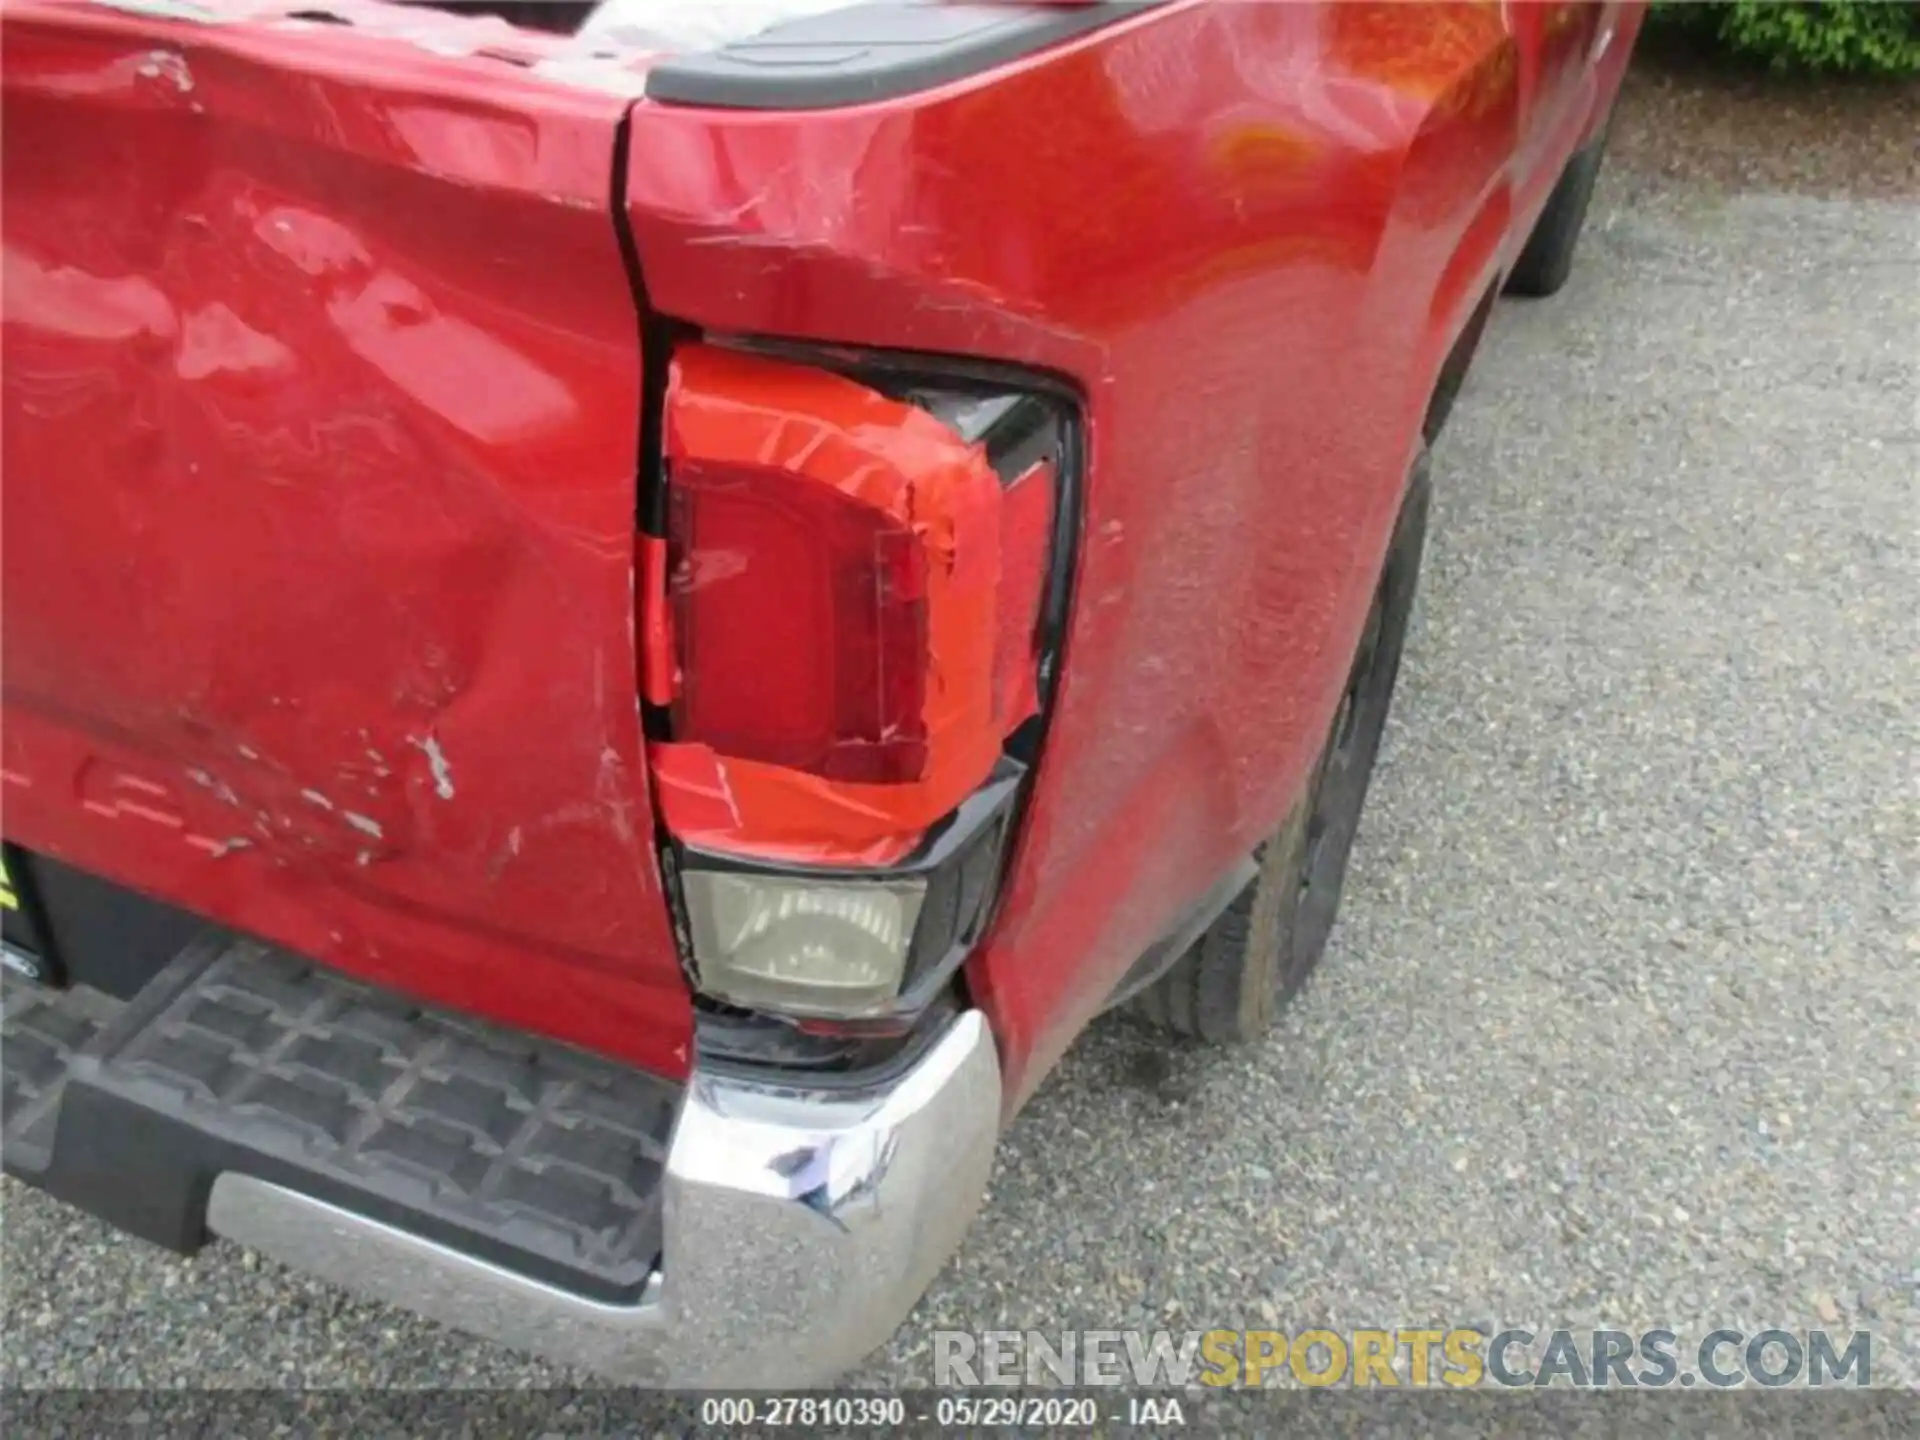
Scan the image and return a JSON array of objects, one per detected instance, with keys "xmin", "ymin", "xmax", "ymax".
[
  {"xmin": 665, "ymin": 453, "xmax": 932, "ymax": 787},
  {"xmin": 642, "ymin": 344, "xmax": 1072, "ymax": 1020}
]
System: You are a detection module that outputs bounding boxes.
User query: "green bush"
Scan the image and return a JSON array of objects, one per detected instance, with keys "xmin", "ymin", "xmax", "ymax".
[{"xmin": 1654, "ymin": 1, "xmax": 1920, "ymax": 75}]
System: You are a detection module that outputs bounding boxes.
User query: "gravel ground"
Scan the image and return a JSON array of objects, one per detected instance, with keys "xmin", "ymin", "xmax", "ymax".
[
  {"xmin": 1610, "ymin": 37, "xmax": 1919, "ymax": 201},
  {"xmin": 5, "ymin": 99, "xmax": 1917, "ymax": 1400}
]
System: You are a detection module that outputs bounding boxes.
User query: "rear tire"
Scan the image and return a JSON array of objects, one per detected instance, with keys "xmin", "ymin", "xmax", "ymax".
[
  {"xmin": 1131, "ymin": 454, "xmax": 1431, "ymax": 1043},
  {"xmin": 1504, "ymin": 127, "xmax": 1610, "ymax": 299}
]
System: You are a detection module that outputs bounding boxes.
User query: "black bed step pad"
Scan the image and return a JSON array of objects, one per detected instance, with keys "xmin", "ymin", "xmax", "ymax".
[{"xmin": 0, "ymin": 939, "xmax": 680, "ymax": 1304}]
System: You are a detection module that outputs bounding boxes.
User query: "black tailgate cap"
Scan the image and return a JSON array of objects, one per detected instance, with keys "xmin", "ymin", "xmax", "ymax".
[{"xmin": 644, "ymin": 1, "xmax": 1156, "ymax": 111}]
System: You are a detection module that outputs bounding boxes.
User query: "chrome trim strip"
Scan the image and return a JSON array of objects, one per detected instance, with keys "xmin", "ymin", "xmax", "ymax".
[{"xmin": 207, "ymin": 1010, "xmax": 1000, "ymax": 1387}]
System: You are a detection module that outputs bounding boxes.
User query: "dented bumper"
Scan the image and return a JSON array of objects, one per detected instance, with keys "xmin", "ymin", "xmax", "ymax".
[
  {"xmin": 3, "ymin": 932, "xmax": 1000, "ymax": 1388},
  {"xmin": 209, "ymin": 1010, "xmax": 1001, "ymax": 1386}
]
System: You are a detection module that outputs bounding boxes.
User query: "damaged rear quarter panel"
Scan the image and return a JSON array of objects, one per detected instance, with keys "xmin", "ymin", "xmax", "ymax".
[
  {"xmin": 624, "ymin": 0, "xmax": 1584, "ymax": 1107},
  {"xmin": 0, "ymin": 2, "xmax": 691, "ymax": 1075}
]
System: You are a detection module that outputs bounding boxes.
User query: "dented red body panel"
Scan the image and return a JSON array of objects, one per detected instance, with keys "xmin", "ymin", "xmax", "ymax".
[
  {"xmin": 0, "ymin": 1, "xmax": 691, "ymax": 1075},
  {"xmin": 624, "ymin": 0, "xmax": 1643, "ymax": 1106},
  {"xmin": 1, "ymin": 0, "xmax": 1642, "ymax": 1101}
]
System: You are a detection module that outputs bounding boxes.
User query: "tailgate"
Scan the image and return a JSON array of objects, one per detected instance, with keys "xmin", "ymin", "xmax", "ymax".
[{"xmin": 0, "ymin": 2, "xmax": 691, "ymax": 1074}]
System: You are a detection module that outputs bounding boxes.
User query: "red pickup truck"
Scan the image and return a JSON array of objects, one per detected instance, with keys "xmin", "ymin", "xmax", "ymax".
[{"xmin": 1, "ymin": 0, "xmax": 1641, "ymax": 1386}]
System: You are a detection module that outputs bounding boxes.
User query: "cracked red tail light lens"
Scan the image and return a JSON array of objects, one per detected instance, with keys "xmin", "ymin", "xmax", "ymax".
[
  {"xmin": 645, "ymin": 344, "xmax": 1061, "ymax": 871},
  {"xmin": 643, "ymin": 343, "xmax": 1073, "ymax": 1018},
  {"xmin": 667, "ymin": 459, "xmax": 931, "ymax": 785}
]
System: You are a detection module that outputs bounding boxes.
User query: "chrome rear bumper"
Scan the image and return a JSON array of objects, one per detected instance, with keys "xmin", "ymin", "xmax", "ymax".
[{"xmin": 206, "ymin": 1010, "xmax": 1001, "ymax": 1386}]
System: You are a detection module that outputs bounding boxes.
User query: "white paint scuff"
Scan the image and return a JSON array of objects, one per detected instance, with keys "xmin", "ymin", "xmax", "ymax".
[{"xmin": 412, "ymin": 733, "xmax": 456, "ymax": 801}]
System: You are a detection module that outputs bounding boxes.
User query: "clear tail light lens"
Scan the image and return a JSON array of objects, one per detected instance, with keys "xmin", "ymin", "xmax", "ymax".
[{"xmin": 680, "ymin": 872, "xmax": 925, "ymax": 1016}]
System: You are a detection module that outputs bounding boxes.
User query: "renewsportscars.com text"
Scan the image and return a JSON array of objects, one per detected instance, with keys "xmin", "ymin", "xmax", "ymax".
[{"xmin": 933, "ymin": 1327, "xmax": 1875, "ymax": 1388}]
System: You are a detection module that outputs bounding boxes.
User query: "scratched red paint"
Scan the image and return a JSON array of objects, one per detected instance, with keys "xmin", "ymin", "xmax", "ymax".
[
  {"xmin": 1, "ymin": 0, "xmax": 1642, "ymax": 1104},
  {"xmin": 623, "ymin": 0, "xmax": 1642, "ymax": 1107},
  {"xmin": 0, "ymin": 1, "xmax": 690, "ymax": 1076}
]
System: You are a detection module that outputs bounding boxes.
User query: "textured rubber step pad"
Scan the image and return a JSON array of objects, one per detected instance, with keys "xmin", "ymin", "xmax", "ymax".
[
  {"xmin": 0, "ymin": 973, "xmax": 124, "ymax": 1173},
  {"xmin": 4, "ymin": 939, "xmax": 679, "ymax": 1302}
]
